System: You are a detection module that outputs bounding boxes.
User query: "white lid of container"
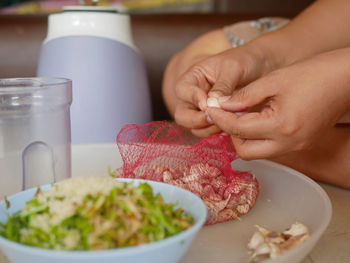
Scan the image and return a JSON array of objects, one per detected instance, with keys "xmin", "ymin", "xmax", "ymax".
[{"xmin": 44, "ymin": 6, "xmax": 136, "ymax": 51}]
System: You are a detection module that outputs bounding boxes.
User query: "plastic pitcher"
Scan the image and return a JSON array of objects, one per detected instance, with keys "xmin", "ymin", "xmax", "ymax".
[{"xmin": 0, "ymin": 78, "xmax": 72, "ymax": 197}]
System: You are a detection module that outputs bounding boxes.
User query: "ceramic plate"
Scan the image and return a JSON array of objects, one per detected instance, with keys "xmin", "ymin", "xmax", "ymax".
[{"xmin": 72, "ymin": 144, "xmax": 332, "ymax": 263}]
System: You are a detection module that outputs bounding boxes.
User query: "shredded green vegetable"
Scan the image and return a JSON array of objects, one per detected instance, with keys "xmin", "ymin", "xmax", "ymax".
[{"xmin": 0, "ymin": 179, "xmax": 194, "ymax": 250}]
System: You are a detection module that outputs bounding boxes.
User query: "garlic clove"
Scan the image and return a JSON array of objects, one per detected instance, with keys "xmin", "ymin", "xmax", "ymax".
[
  {"xmin": 206, "ymin": 97, "xmax": 220, "ymax": 108},
  {"xmin": 237, "ymin": 204, "xmax": 250, "ymax": 214}
]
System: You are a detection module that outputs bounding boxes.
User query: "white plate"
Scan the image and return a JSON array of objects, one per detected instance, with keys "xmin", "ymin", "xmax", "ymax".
[{"xmin": 72, "ymin": 144, "xmax": 332, "ymax": 263}]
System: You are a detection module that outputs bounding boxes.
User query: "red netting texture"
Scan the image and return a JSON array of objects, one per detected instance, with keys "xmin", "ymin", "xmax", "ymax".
[{"xmin": 115, "ymin": 121, "xmax": 259, "ymax": 225}]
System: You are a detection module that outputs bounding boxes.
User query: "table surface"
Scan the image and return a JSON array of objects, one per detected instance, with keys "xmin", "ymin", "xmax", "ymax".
[{"xmin": 1, "ymin": 176, "xmax": 349, "ymax": 263}]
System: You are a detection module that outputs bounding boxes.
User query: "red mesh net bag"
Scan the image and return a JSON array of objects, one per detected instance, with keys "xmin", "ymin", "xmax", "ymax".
[{"xmin": 114, "ymin": 121, "xmax": 259, "ymax": 225}]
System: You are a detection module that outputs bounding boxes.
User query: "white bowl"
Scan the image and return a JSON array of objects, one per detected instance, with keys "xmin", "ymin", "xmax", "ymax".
[
  {"xmin": 72, "ymin": 144, "xmax": 333, "ymax": 263},
  {"xmin": 0, "ymin": 179, "xmax": 207, "ymax": 263}
]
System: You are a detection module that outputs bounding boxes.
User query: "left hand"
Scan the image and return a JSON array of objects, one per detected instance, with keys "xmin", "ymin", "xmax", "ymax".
[
  {"xmin": 174, "ymin": 42, "xmax": 274, "ymax": 138},
  {"xmin": 206, "ymin": 48, "xmax": 350, "ymax": 160}
]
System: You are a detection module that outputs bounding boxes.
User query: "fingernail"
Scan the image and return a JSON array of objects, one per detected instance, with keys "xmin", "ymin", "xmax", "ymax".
[
  {"xmin": 206, "ymin": 115, "xmax": 213, "ymax": 124},
  {"xmin": 219, "ymin": 96, "xmax": 230, "ymax": 103},
  {"xmin": 198, "ymin": 100, "xmax": 206, "ymax": 111}
]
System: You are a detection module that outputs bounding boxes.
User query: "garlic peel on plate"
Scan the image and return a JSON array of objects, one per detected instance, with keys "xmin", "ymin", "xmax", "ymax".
[{"xmin": 248, "ymin": 222, "xmax": 310, "ymax": 263}]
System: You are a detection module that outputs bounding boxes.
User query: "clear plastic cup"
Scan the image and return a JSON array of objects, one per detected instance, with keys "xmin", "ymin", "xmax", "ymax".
[{"xmin": 0, "ymin": 78, "xmax": 72, "ymax": 197}]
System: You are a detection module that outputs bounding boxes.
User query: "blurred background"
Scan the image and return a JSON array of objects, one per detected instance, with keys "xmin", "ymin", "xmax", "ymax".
[
  {"xmin": 0, "ymin": 0, "xmax": 315, "ymax": 121},
  {"xmin": 1, "ymin": 0, "xmax": 314, "ymax": 15}
]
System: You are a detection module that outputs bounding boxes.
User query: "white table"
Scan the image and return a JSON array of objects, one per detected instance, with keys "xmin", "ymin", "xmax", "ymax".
[{"xmin": 1, "ymin": 145, "xmax": 349, "ymax": 263}]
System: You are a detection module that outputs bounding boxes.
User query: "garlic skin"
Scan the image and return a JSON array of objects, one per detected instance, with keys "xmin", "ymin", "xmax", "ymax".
[
  {"xmin": 206, "ymin": 97, "xmax": 220, "ymax": 108},
  {"xmin": 283, "ymin": 222, "xmax": 309, "ymax": 236},
  {"xmin": 254, "ymin": 242, "xmax": 270, "ymax": 256},
  {"xmin": 248, "ymin": 222, "xmax": 310, "ymax": 263},
  {"xmin": 248, "ymin": 231, "xmax": 265, "ymax": 250}
]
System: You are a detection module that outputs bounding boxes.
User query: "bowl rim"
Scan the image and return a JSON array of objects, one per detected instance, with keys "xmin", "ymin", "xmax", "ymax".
[
  {"xmin": 0, "ymin": 178, "xmax": 207, "ymax": 258},
  {"xmin": 242, "ymin": 160, "xmax": 333, "ymax": 263}
]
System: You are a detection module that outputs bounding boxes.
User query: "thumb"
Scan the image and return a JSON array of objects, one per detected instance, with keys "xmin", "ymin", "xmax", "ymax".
[
  {"xmin": 219, "ymin": 81, "xmax": 276, "ymax": 112},
  {"xmin": 208, "ymin": 64, "xmax": 242, "ymax": 98}
]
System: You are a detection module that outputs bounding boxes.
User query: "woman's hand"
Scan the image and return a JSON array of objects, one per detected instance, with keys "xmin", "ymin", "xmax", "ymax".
[
  {"xmin": 207, "ymin": 48, "xmax": 350, "ymax": 159},
  {"xmin": 163, "ymin": 29, "xmax": 232, "ymax": 117},
  {"xmin": 174, "ymin": 43, "xmax": 274, "ymax": 138},
  {"xmin": 166, "ymin": 0, "xmax": 350, "ymax": 140}
]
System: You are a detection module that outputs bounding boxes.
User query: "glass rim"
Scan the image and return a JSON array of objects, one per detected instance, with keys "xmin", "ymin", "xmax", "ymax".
[{"xmin": 0, "ymin": 77, "xmax": 71, "ymax": 94}]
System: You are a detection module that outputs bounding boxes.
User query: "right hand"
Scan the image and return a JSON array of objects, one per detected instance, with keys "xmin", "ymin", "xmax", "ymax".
[
  {"xmin": 207, "ymin": 48, "xmax": 350, "ymax": 160},
  {"xmin": 174, "ymin": 43, "xmax": 273, "ymax": 138}
]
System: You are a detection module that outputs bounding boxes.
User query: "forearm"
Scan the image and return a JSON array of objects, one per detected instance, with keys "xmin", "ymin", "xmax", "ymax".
[
  {"xmin": 250, "ymin": 0, "xmax": 350, "ymax": 70},
  {"xmin": 318, "ymin": 47, "xmax": 350, "ymax": 115},
  {"xmin": 271, "ymin": 125, "xmax": 350, "ymax": 189},
  {"xmin": 162, "ymin": 53, "xmax": 182, "ymax": 116}
]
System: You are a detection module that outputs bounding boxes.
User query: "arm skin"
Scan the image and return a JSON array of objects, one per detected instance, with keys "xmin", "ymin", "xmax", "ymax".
[
  {"xmin": 207, "ymin": 47, "xmax": 350, "ymax": 159},
  {"xmin": 163, "ymin": 0, "xmax": 350, "ymax": 118},
  {"xmin": 161, "ymin": 0, "xmax": 350, "ymax": 188},
  {"xmin": 271, "ymin": 125, "xmax": 350, "ymax": 189},
  {"xmin": 256, "ymin": 0, "xmax": 350, "ymax": 70}
]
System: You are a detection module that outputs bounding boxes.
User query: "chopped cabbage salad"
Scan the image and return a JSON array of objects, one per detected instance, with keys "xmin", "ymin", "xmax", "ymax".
[{"xmin": 0, "ymin": 177, "xmax": 194, "ymax": 250}]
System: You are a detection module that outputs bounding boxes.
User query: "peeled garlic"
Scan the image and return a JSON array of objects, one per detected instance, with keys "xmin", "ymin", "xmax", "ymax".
[{"xmin": 206, "ymin": 97, "xmax": 220, "ymax": 108}]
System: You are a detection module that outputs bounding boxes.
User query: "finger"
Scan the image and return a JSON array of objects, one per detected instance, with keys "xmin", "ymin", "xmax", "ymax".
[
  {"xmin": 174, "ymin": 103, "xmax": 211, "ymax": 129},
  {"xmin": 191, "ymin": 125, "xmax": 221, "ymax": 138},
  {"xmin": 208, "ymin": 61, "xmax": 242, "ymax": 98},
  {"xmin": 175, "ymin": 84, "xmax": 208, "ymax": 111},
  {"xmin": 176, "ymin": 69, "xmax": 212, "ymax": 110},
  {"xmin": 231, "ymin": 138, "xmax": 287, "ymax": 160},
  {"xmin": 207, "ymin": 107, "xmax": 276, "ymax": 139},
  {"xmin": 219, "ymin": 79, "xmax": 277, "ymax": 112}
]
